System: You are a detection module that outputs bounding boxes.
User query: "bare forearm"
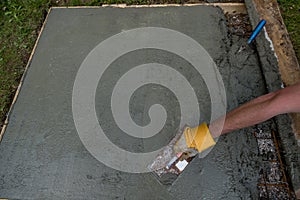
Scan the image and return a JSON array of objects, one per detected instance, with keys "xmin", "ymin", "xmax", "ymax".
[
  {"xmin": 209, "ymin": 82, "xmax": 300, "ymax": 138},
  {"xmin": 220, "ymin": 94, "xmax": 276, "ymax": 135},
  {"xmin": 209, "ymin": 92, "xmax": 277, "ymax": 137}
]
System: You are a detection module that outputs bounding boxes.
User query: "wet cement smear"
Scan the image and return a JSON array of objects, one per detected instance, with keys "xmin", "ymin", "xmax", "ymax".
[
  {"xmin": 0, "ymin": 6, "xmax": 272, "ymax": 199},
  {"xmin": 263, "ymin": 27, "xmax": 279, "ymax": 62}
]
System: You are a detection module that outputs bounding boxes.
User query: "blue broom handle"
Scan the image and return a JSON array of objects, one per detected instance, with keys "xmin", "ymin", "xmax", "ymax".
[{"xmin": 247, "ymin": 19, "xmax": 267, "ymax": 44}]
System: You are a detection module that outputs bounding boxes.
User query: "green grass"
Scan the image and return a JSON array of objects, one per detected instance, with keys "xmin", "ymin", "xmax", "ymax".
[
  {"xmin": 278, "ymin": 0, "xmax": 300, "ymax": 60},
  {"xmin": 0, "ymin": 0, "xmax": 50, "ymax": 126},
  {"xmin": 0, "ymin": 0, "xmax": 299, "ymax": 128}
]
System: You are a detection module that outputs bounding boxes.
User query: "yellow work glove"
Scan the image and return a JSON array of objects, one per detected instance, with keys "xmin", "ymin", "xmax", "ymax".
[{"xmin": 173, "ymin": 123, "xmax": 216, "ymax": 154}]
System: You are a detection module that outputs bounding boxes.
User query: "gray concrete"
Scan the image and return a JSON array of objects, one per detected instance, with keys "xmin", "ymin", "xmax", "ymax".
[{"xmin": 0, "ymin": 6, "xmax": 271, "ymax": 199}]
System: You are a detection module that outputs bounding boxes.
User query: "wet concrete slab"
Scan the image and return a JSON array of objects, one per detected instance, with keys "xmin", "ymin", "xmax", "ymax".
[{"xmin": 0, "ymin": 6, "xmax": 274, "ymax": 199}]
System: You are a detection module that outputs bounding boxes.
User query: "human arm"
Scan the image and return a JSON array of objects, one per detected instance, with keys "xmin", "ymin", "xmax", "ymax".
[
  {"xmin": 173, "ymin": 82, "xmax": 300, "ymax": 153},
  {"xmin": 209, "ymin": 82, "xmax": 300, "ymax": 138}
]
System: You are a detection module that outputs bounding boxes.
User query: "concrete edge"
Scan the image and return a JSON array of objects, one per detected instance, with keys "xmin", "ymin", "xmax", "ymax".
[
  {"xmin": 52, "ymin": 3, "xmax": 247, "ymax": 14},
  {"xmin": 245, "ymin": 0, "xmax": 300, "ymax": 141},
  {"xmin": 0, "ymin": 8, "xmax": 52, "ymax": 143},
  {"xmin": 245, "ymin": 0, "xmax": 300, "ymax": 197}
]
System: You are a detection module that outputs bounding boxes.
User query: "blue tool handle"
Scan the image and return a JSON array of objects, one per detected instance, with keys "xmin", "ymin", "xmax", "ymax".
[{"xmin": 247, "ymin": 19, "xmax": 266, "ymax": 44}]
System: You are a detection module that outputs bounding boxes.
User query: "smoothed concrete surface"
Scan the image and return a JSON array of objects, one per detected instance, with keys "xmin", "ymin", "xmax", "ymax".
[{"xmin": 0, "ymin": 6, "xmax": 268, "ymax": 199}]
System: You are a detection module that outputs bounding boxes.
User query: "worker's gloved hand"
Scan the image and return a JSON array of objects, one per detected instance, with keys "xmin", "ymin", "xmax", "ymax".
[
  {"xmin": 148, "ymin": 122, "xmax": 216, "ymax": 172},
  {"xmin": 173, "ymin": 123, "xmax": 216, "ymax": 154}
]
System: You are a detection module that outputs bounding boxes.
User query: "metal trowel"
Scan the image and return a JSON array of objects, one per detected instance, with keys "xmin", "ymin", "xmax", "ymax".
[{"xmin": 148, "ymin": 123, "xmax": 216, "ymax": 185}]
